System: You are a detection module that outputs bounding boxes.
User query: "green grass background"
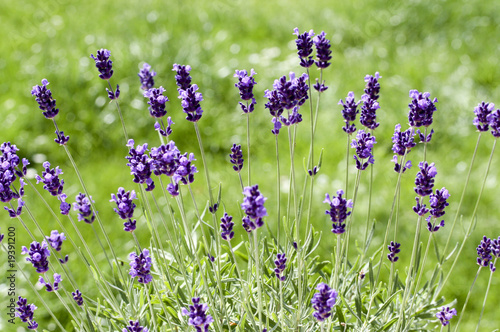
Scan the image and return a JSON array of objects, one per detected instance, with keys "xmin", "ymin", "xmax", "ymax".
[{"xmin": 1, "ymin": 0, "xmax": 500, "ymax": 330}]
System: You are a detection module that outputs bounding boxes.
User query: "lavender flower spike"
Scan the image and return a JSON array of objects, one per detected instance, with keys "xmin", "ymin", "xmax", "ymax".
[
  {"xmin": 436, "ymin": 307, "xmax": 457, "ymax": 326},
  {"xmin": 391, "ymin": 124, "xmax": 416, "ymax": 173},
  {"xmin": 234, "ymin": 69, "xmax": 257, "ymax": 113},
  {"xmin": 241, "ymin": 185, "xmax": 268, "ymax": 230},
  {"xmin": 487, "ymin": 108, "xmax": 500, "ymax": 138},
  {"xmin": 229, "ymin": 143, "xmax": 244, "ymax": 172},
  {"xmin": 351, "ymin": 129, "xmax": 377, "ymax": 170},
  {"xmin": 324, "ymin": 189, "xmax": 353, "ymax": 234},
  {"xmin": 338, "ymin": 92, "xmax": 360, "ymax": 134},
  {"xmin": 311, "ymin": 283, "xmax": 338, "ymax": 321},
  {"xmin": 126, "ymin": 139, "xmax": 155, "ymax": 191},
  {"xmin": 182, "ymin": 297, "xmax": 214, "ymax": 332},
  {"xmin": 414, "ymin": 162, "xmax": 437, "ymax": 197},
  {"xmin": 473, "ymin": 102, "xmax": 495, "ymax": 132},
  {"xmin": 73, "ymin": 193, "xmax": 97, "ymax": 224},
  {"xmin": 39, "ymin": 273, "xmax": 62, "ymax": 292},
  {"xmin": 144, "ymin": 86, "xmax": 169, "ymax": 118},
  {"xmin": 129, "ymin": 249, "xmax": 153, "ymax": 284},
  {"xmin": 408, "ymin": 89, "xmax": 438, "ymax": 128},
  {"xmin": 72, "ymin": 289, "xmax": 84, "ymax": 306},
  {"xmin": 123, "ymin": 320, "xmax": 149, "ymax": 332},
  {"xmin": 178, "ymin": 84, "xmax": 204, "ymax": 122},
  {"xmin": 274, "ymin": 253, "xmax": 287, "ymax": 281},
  {"xmin": 387, "ymin": 241, "xmax": 401, "ymax": 262},
  {"xmin": 360, "ymin": 72, "xmax": 381, "ymax": 130},
  {"xmin": 313, "ymin": 31, "xmax": 332, "ymax": 69},
  {"xmin": 220, "ymin": 212, "xmax": 234, "ymax": 241},
  {"xmin": 138, "ymin": 63, "xmax": 156, "ymax": 90},
  {"xmin": 293, "ymin": 27, "xmax": 315, "ymax": 68},
  {"xmin": 46, "ymin": 230, "xmax": 66, "ymax": 251},
  {"xmin": 21, "ymin": 241, "xmax": 50, "ymax": 273},
  {"xmin": 15, "ymin": 296, "xmax": 38, "ymax": 330},
  {"xmin": 35, "ymin": 161, "xmax": 65, "ymax": 197},
  {"xmin": 90, "ymin": 49, "xmax": 113, "ymax": 80},
  {"xmin": 31, "ymin": 79, "xmax": 59, "ymax": 119},
  {"xmin": 172, "ymin": 64, "xmax": 192, "ymax": 90},
  {"xmin": 477, "ymin": 236, "xmax": 494, "ymax": 271}
]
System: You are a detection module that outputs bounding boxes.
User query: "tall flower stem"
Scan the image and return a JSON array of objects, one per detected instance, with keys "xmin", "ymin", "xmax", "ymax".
[
  {"xmin": 435, "ymin": 138, "xmax": 497, "ymax": 300},
  {"xmin": 247, "ymin": 112, "xmax": 251, "ymax": 186},
  {"xmin": 475, "ymin": 258, "xmax": 496, "ymax": 332},
  {"xmin": 345, "ymin": 134, "xmax": 350, "ymax": 198},
  {"xmin": 275, "ymin": 135, "xmax": 281, "ymax": 245},
  {"xmin": 454, "ymin": 267, "xmax": 482, "ymax": 332},
  {"xmin": 342, "ymin": 169, "xmax": 361, "ymax": 273},
  {"xmin": 253, "ymin": 231, "xmax": 264, "ymax": 331},
  {"xmin": 107, "ymin": 80, "xmax": 129, "ymax": 142}
]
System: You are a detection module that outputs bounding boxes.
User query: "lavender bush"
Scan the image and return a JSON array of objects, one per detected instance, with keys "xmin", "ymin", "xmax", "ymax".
[{"xmin": 1, "ymin": 27, "xmax": 500, "ymax": 332}]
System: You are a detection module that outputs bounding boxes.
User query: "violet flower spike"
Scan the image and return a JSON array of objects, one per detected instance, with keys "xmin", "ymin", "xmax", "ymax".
[
  {"xmin": 182, "ymin": 297, "xmax": 214, "ymax": 331},
  {"xmin": 473, "ymin": 102, "xmax": 494, "ymax": 132},
  {"xmin": 31, "ymin": 79, "xmax": 59, "ymax": 119},
  {"xmin": 414, "ymin": 161, "xmax": 437, "ymax": 197},
  {"xmin": 311, "ymin": 283, "xmax": 338, "ymax": 321},
  {"xmin": 123, "ymin": 320, "xmax": 149, "ymax": 332},
  {"xmin": 477, "ymin": 236, "xmax": 494, "ymax": 271},
  {"xmin": 46, "ymin": 230, "xmax": 66, "ymax": 251},
  {"xmin": 487, "ymin": 108, "xmax": 500, "ymax": 138},
  {"xmin": 15, "ymin": 296, "xmax": 38, "ymax": 330},
  {"xmin": 339, "ymin": 91, "xmax": 360, "ymax": 134},
  {"xmin": 39, "ymin": 273, "xmax": 62, "ymax": 292},
  {"xmin": 241, "ymin": 185, "xmax": 267, "ymax": 231},
  {"xmin": 90, "ymin": 49, "xmax": 113, "ymax": 80},
  {"xmin": 313, "ymin": 31, "xmax": 332, "ymax": 69},
  {"xmin": 72, "ymin": 289, "xmax": 84, "ymax": 306},
  {"xmin": 138, "ymin": 63, "xmax": 156, "ymax": 90},
  {"xmin": 436, "ymin": 307, "xmax": 457, "ymax": 326},
  {"xmin": 129, "ymin": 249, "xmax": 153, "ymax": 284},
  {"xmin": 21, "ymin": 241, "xmax": 50, "ymax": 273},
  {"xmin": 351, "ymin": 130, "xmax": 377, "ymax": 170},
  {"xmin": 293, "ymin": 27, "xmax": 315, "ymax": 68},
  {"xmin": 35, "ymin": 161, "xmax": 65, "ymax": 197},
  {"xmin": 73, "ymin": 193, "xmax": 97, "ymax": 224},
  {"xmin": 387, "ymin": 241, "xmax": 401, "ymax": 262},
  {"xmin": 234, "ymin": 69, "xmax": 257, "ymax": 113},
  {"xmin": 172, "ymin": 64, "xmax": 192, "ymax": 90},
  {"xmin": 144, "ymin": 86, "xmax": 169, "ymax": 118},
  {"xmin": 359, "ymin": 72, "xmax": 381, "ymax": 130},
  {"xmin": 178, "ymin": 84, "xmax": 203, "ymax": 122},
  {"xmin": 274, "ymin": 253, "xmax": 287, "ymax": 281},
  {"xmin": 126, "ymin": 139, "xmax": 155, "ymax": 191},
  {"xmin": 408, "ymin": 89, "xmax": 438, "ymax": 128},
  {"xmin": 220, "ymin": 213, "xmax": 234, "ymax": 241},
  {"xmin": 324, "ymin": 189, "xmax": 353, "ymax": 234},
  {"xmin": 229, "ymin": 143, "xmax": 244, "ymax": 172}
]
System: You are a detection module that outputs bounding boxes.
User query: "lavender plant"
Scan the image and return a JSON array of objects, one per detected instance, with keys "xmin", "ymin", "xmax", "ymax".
[{"xmin": 3, "ymin": 26, "xmax": 500, "ymax": 332}]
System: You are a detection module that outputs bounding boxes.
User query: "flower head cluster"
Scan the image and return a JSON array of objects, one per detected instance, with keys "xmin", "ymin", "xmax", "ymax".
[
  {"xmin": 182, "ymin": 297, "xmax": 214, "ymax": 332},
  {"xmin": 138, "ymin": 63, "xmax": 156, "ymax": 90},
  {"xmin": 90, "ymin": 49, "xmax": 113, "ymax": 80},
  {"xmin": 73, "ymin": 193, "xmax": 97, "ymax": 224},
  {"xmin": 387, "ymin": 241, "xmax": 401, "ymax": 262},
  {"xmin": 414, "ymin": 162, "xmax": 437, "ymax": 197},
  {"xmin": 1, "ymin": 143, "xmax": 28, "ymax": 217},
  {"xmin": 39, "ymin": 273, "xmax": 62, "ymax": 292},
  {"xmin": 311, "ymin": 283, "xmax": 338, "ymax": 321},
  {"xmin": 241, "ymin": 185, "xmax": 267, "ymax": 232},
  {"xmin": 293, "ymin": 28, "xmax": 315, "ymax": 68},
  {"xmin": 123, "ymin": 320, "xmax": 149, "ymax": 332},
  {"xmin": 477, "ymin": 236, "xmax": 496, "ymax": 272},
  {"xmin": 351, "ymin": 130, "xmax": 377, "ymax": 170},
  {"xmin": 264, "ymin": 73, "xmax": 308, "ymax": 134},
  {"xmin": 31, "ymin": 79, "xmax": 59, "ymax": 119},
  {"xmin": 144, "ymin": 86, "xmax": 169, "ymax": 118},
  {"xmin": 360, "ymin": 73, "xmax": 381, "ymax": 130},
  {"xmin": 178, "ymin": 84, "xmax": 204, "ymax": 122},
  {"xmin": 35, "ymin": 161, "xmax": 70, "ymax": 213},
  {"xmin": 425, "ymin": 187, "xmax": 450, "ymax": 232},
  {"xmin": 234, "ymin": 69, "xmax": 257, "ymax": 113},
  {"xmin": 408, "ymin": 90, "xmax": 438, "ymax": 129},
  {"xmin": 129, "ymin": 249, "xmax": 153, "ymax": 284},
  {"xmin": 436, "ymin": 307, "xmax": 457, "ymax": 326},
  {"xmin": 324, "ymin": 189, "xmax": 353, "ymax": 234},
  {"xmin": 487, "ymin": 108, "xmax": 500, "ymax": 138},
  {"xmin": 154, "ymin": 117, "xmax": 174, "ymax": 137},
  {"xmin": 46, "ymin": 230, "xmax": 66, "ymax": 251},
  {"xmin": 173, "ymin": 64, "xmax": 192, "ymax": 90},
  {"xmin": 126, "ymin": 139, "xmax": 155, "ymax": 191},
  {"xmin": 110, "ymin": 188, "xmax": 138, "ymax": 232},
  {"xmin": 391, "ymin": 124, "xmax": 416, "ymax": 173},
  {"xmin": 229, "ymin": 144, "xmax": 244, "ymax": 172},
  {"xmin": 274, "ymin": 253, "xmax": 287, "ymax": 281},
  {"xmin": 473, "ymin": 102, "xmax": 495, "ymax": 132},
  {"xmin": 313, "ymin": 31, "xmax": 332, "ymax": 69},
  {"xmin": 220, "ymin": 213, "xmax": 234, "ymax": 241},
  {"xmin": 22, "ymin": 241, "xmax": 50, "ymax": 273},
  {"xmin": 72, "ymin": 289, "xmax": 84, "ymax": 306},
  {"xmin": 339, "ymin": 92, "xmax": 360, "ymax": 134},
  {"xmin": 15, "ymin": 296, "xmax": 38, "ymax": 330}
]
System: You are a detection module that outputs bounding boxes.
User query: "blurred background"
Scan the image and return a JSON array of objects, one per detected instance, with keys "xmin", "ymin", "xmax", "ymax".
[{"xmin": 1, "ymin": 0, "xmax": 500, "ymax": 330}]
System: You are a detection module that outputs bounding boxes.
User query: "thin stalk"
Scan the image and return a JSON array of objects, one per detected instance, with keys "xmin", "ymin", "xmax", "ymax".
[
  {"xmin": 275, "ymin": 135, "xmax": 281, "ymax": 245},
  {"xmin": 345, "ymin": 134, "xmax": 350, "ymax": 198},
  {"xmin": 107, "ymin": 80, "xmax": 129, "ymax": 142},
  {"xmin": 247, "ymin": 111, "xmax": 251, "ymax": 186},
  {"xmin": 342, "ymin": 169, "xmax": 361, "ymax": 273},
  {"xmin": 454, "ymin": 267, "xmax": 482, "ymax": 332},
  {"xmin": 362, "ymin": 157, "xmax": 374, "ymax": 255},
  {"xmin": 253, "ymin": 231, "xmax": 263, "ymax": 331},
  {"xmin": 475, "ymin": 258, "xmax": 496, "ymax": 332}
]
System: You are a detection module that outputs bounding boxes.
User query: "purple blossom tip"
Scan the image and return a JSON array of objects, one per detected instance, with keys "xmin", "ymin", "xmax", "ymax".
[
  {"xmin": 129, "ymin": 249, "xmax": 153, "ymax": 284},
  {"xmin": 311, "ymin": 283, "xmax": 338, "ymax": 321},
  {"xmin": 90, "ymin": 49, "xmax": 114, "ymax": 80}
]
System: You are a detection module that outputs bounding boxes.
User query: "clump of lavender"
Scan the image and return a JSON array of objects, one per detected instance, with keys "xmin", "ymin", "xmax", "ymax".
[
  {"xmin": 129, "ymin": 249, "xmax": 153, "ymax": 284},
  {"xmin": 426, "ymin": 187, "xmax": 450, "ymax": 232},
  {"xmin": 229, "ymin": 143, "xmax": 244, "ymax": 172},
  {"xmin": 487, "ymin": 108, "xmax": 500, "ymax": 138},
  {"xmin": 390, "ymin": 124, "xmax": 416, "ymax": 173},
  {"xmin": 46, "ymin": 230, "xmax": 66, "ymax": 251},
  {"xmin": 73, "ymin": 193, "xmax": 97, "ymax": 224},
  {"xmin": 123, "ymin": 320, "xmax": 149, "ymax": 332},
  {"xmin": 234, "ymin": 69, "xmax": 257, "ymax": 113},
  {"xmin": 293, "ymin": 28, "xmax": 315, "ymax": 68},
  {"xmin": 39, "ymin": 273, "xmax": 62, "ymax": 292},
  {"xmin": 414, "ymin": 162, "xmax": 437, "ymax": 197},
  {"xmin": 182, "ymin": 297, "xmax": 214, "ymax": 332},
  {"xmin": 339, "ymin": 91, "xmax": 360, "ymax": 134},
  {"xmin": 387, "ymin": 241, "xmax": 401, "ymax": 262},
  {"xmin": 15, "ymin": 296, "xmax": 38, "ymax": 330},
  {"xmin": 90, "ymin": 49, "xmax": 114, "ymax": 80},
  {"xmin": 241, "ymin": 185, "xmax": 267, "ymax": 232},
  {"xmin": 360, "ymin": 72, "xmax": 381, "ymax": 130},
  {"xmin": 477, "ymin": 236, "xmax": 494, "ymax": 271},
  {"xmin": 351, "ymin": 129, "xmax": 377, "ymax": 170},
  {"xmin": 144, "ymin": 86, "xmax": 169, "ymax": 118},
  {"xmin": 173, "ymin": 153, "xmax": 198, "ymax": 186},
  {"xmin": 311, "ymin": 283, "xmax": 338, "ymax": 322},
  {"xmin": 178, "ymin": 84, "xmax": 204, "ymax": 123},
  {"xmin": 172, "ymin": 64, "xmax": 192, "ymax": 90},
  {"xmin": 436, "ymin": 307, "xmax": 457, "ymax": 326},
  {"xmin": 72, "ymin": 289, "xmax": 84, "ymax": 306},
  {"xmin": 126, "ymin": 139, "xmax": 155, "ymax": 191},
  {"xmin": 220, "ymin": 213, "xmax": 234, "ymax": 241},
  {"xmin": 408, "ymin": 90, "xmax": 438, "ymax": 142},
  {"xmin": 1, "ymin": 142, "xmax": 28, "ymax": 217},
  {"xmin": 324, "ymin": 189, "xmax": 353, "ymax": 234},
  {"xmin": 313, "ymin": 31, "xmax": 332, "ymax": 69},
  {"xmin": 138, "ymin": 63, "xmax": 156, "ymax": 90},
  {"xmin": 35, "ymin": 161, "xmax": 70, "ymax": 214},
  {"xmin": 473, "ymin": 102, "xmax": 495, "ymax": 132},
  {"xmin": 274, "ymin": 253, "xmax": 287, "ymax": 281},
  {"xmin": 154, "ymin": 116, "xmax": 174, "ymax": 137},
  {"xmin": 110, "ymin": 188, "xmax": 138, "ymax": 232},
  {"xmin": 21, "ymin": 241, "xmax": 50, "ymax": 273}
]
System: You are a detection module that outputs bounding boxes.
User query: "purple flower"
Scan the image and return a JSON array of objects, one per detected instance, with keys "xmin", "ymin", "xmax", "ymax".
[
  {"xmin": 21, "ymin": 241, "xmax": 50, "ymax": 273},
  {"xmin": 73, "ymin": 193, "xmax": 97, "ymax": 224},
  {"xmin": 173, "ymin": 153, "xmax": 198, "ymax": 185},
  {"xmin": 487, "ymin": 109, "xmax": 500, "ymax": 138},
  {"xmin": 172, "ymin": 64, "xmax": 192, "ymax": 90},
  {"xmin": 339, "ymin": 92, "xmax": 360, "ymax": 134},
  {"xmin": 59, "ymin": 193, "xmax": 71, "ymax": 215},
  {"xmin": 220, "ymin": 213, "xmax": 234, "ymax": 241},
  {"xmin": 242, "ymin": 215, "xmax": 257, "ymax": 233},
  {"xmin": 473, "ymin": 102, "xmax": 495, "ymax": 132},
  {"xmin": 110, "ymin": 188, "xmax": 137, "ymax": 220},
  {"xmin": 391, "ymin": 124, "xmax": 416, "ymax": 173},
  {"xmin": 391, "ymin": 155, "xmax": 412, "ymax": 174},
  {"xmin": 123, "ymin": 320, "xmax": 149, "ymax": 332},
  {"xmin": 15, "ymin": 296, "xmax": 38, "ymax": 330},
  {"xmin": 351, "ymin": 130, "xmax": 377, "ymax": 170},
  {"xmin": 436, "ymin": 307, "xmax": 457, "ymax": 326},
  {"xmin": 324, "ymin": 189, "xmax": 353, "ymax": 234},
  {"xmin": 129, "ymin": 249, "xmax": 153, "ymax": 284},
  {"xmin": 293, "ymin": 28, "xmax": 315, "ymax": 68},
  {"xmin": 274, "ymin": 253, "xmax": 287, "ymax": 281},
  {"xmin": 241, "ymin": 185, "xmax": 267, "ymax": 231},
  {"xmin": 155, "ymin": 117, "xmax": 174, "ymax": 137},
  {"xmin": 313, "ymin": 31, "xmax": 332, "ymax": 69},
  {"xmin": 280, "ymin": 106, "xmax": 303, "ymax": 126},
  {"xmin": 106, "ymin": 84, "xmax": 120, "ymax": 100},
  {"xmin": 414, "ymin": 162, "xmax": 437, "ymax": 197},
  {"xmin": 311, "ymin": 283, "xmax": 338, "ymax": 321},
  {"xmin": 35, "ymin": 161, "xmax": 65, "ymax": 197},
  {"xmin": 126, "ymin": 139, "xmax": 155, "ymax": 191},
  {"xmin": 413, "ymin": 197, "xmax": 429, "ymax": 216},
  {"xmin": 72, "ymin": 289, "xmax": 84, "ymax": 306},
  {"xmin": 178, "ymin": 84, "xmax": 204, "ymax": 122},
  {"xmin": 387, "ymin": 241, "xmax": 401, "ymax": 262},
  {"xmin": 39, "ymin": 273, "xmax": 62, "ymax": 292},
  {"xmin": 182, "ymin": 297, "xmax": 214, "ymax": 332},
  {"xmin": 234, "ymin": 69, "xmax": 257, "ymax": 113},
  {"xmin": 138, "ymin": 63, "xmax": 156, "ymax": 90},
  {"xmin": 360, "ymin": 73, "xmax": 381, "ymax": 130},
  {"xmin": 46, "ymin": 230, "xmax": 66, "ymax": 251},
  {"xmin": 491, "ymin": 236, "xmax": 500, "ymax": 259},
  {"xmin": 229, "ymin": 144, "xmax": 244, "ymax": 172},
  {"xmin": 429, "ymin": 187, "xmax": 450, "ymax": 218},
  {"xmin": 0, "ymin": 142, "xmax": 27, "ymax": 205},
  {"xmin": 54, "ymin": 129, "xmax": 70, "ymax": 145},
  {"xmin": 426, "ymin": 215, "xmax": 445, "ymax": 233},
  {"xmin": 90, "ymin": 49, "xmax": 114, "ymax": 80},
  {"xmin": 150, "ymin": 141, "xmax": 181, "ymax": 177},
  {"xmin": 144, "ymin": 86, "xmax": 169, "ymax": 118},
  {"xmin": 408, "ymin": 90, "xmax": 438, "ymax": 128},
  {"xmin": 31, "ymin": 79, "xmax": 59, "ymax": 119},
  {"xmin": 477, "ymin": 236, "xmax": 494, "ymax": 271}
]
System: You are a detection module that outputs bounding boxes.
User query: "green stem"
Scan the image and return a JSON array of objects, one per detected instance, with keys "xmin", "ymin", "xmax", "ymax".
[
  {"xmin": 454, "ymin": 267, "xmax": 482, "ymax": 332},
  {"xmin": 253, "ymin": 231, "xmax": 263, "ymax": 331},
  {"xmin": 107, "ymin": 80, "xmax": 129, "ymax": 142},
  {"xmin": 475, "ymin": 258, "xmax": 496, "ymax": 332},
  {"xmin": 247, "ymin": 111, "xmax": 251, "ymax": 186}
]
